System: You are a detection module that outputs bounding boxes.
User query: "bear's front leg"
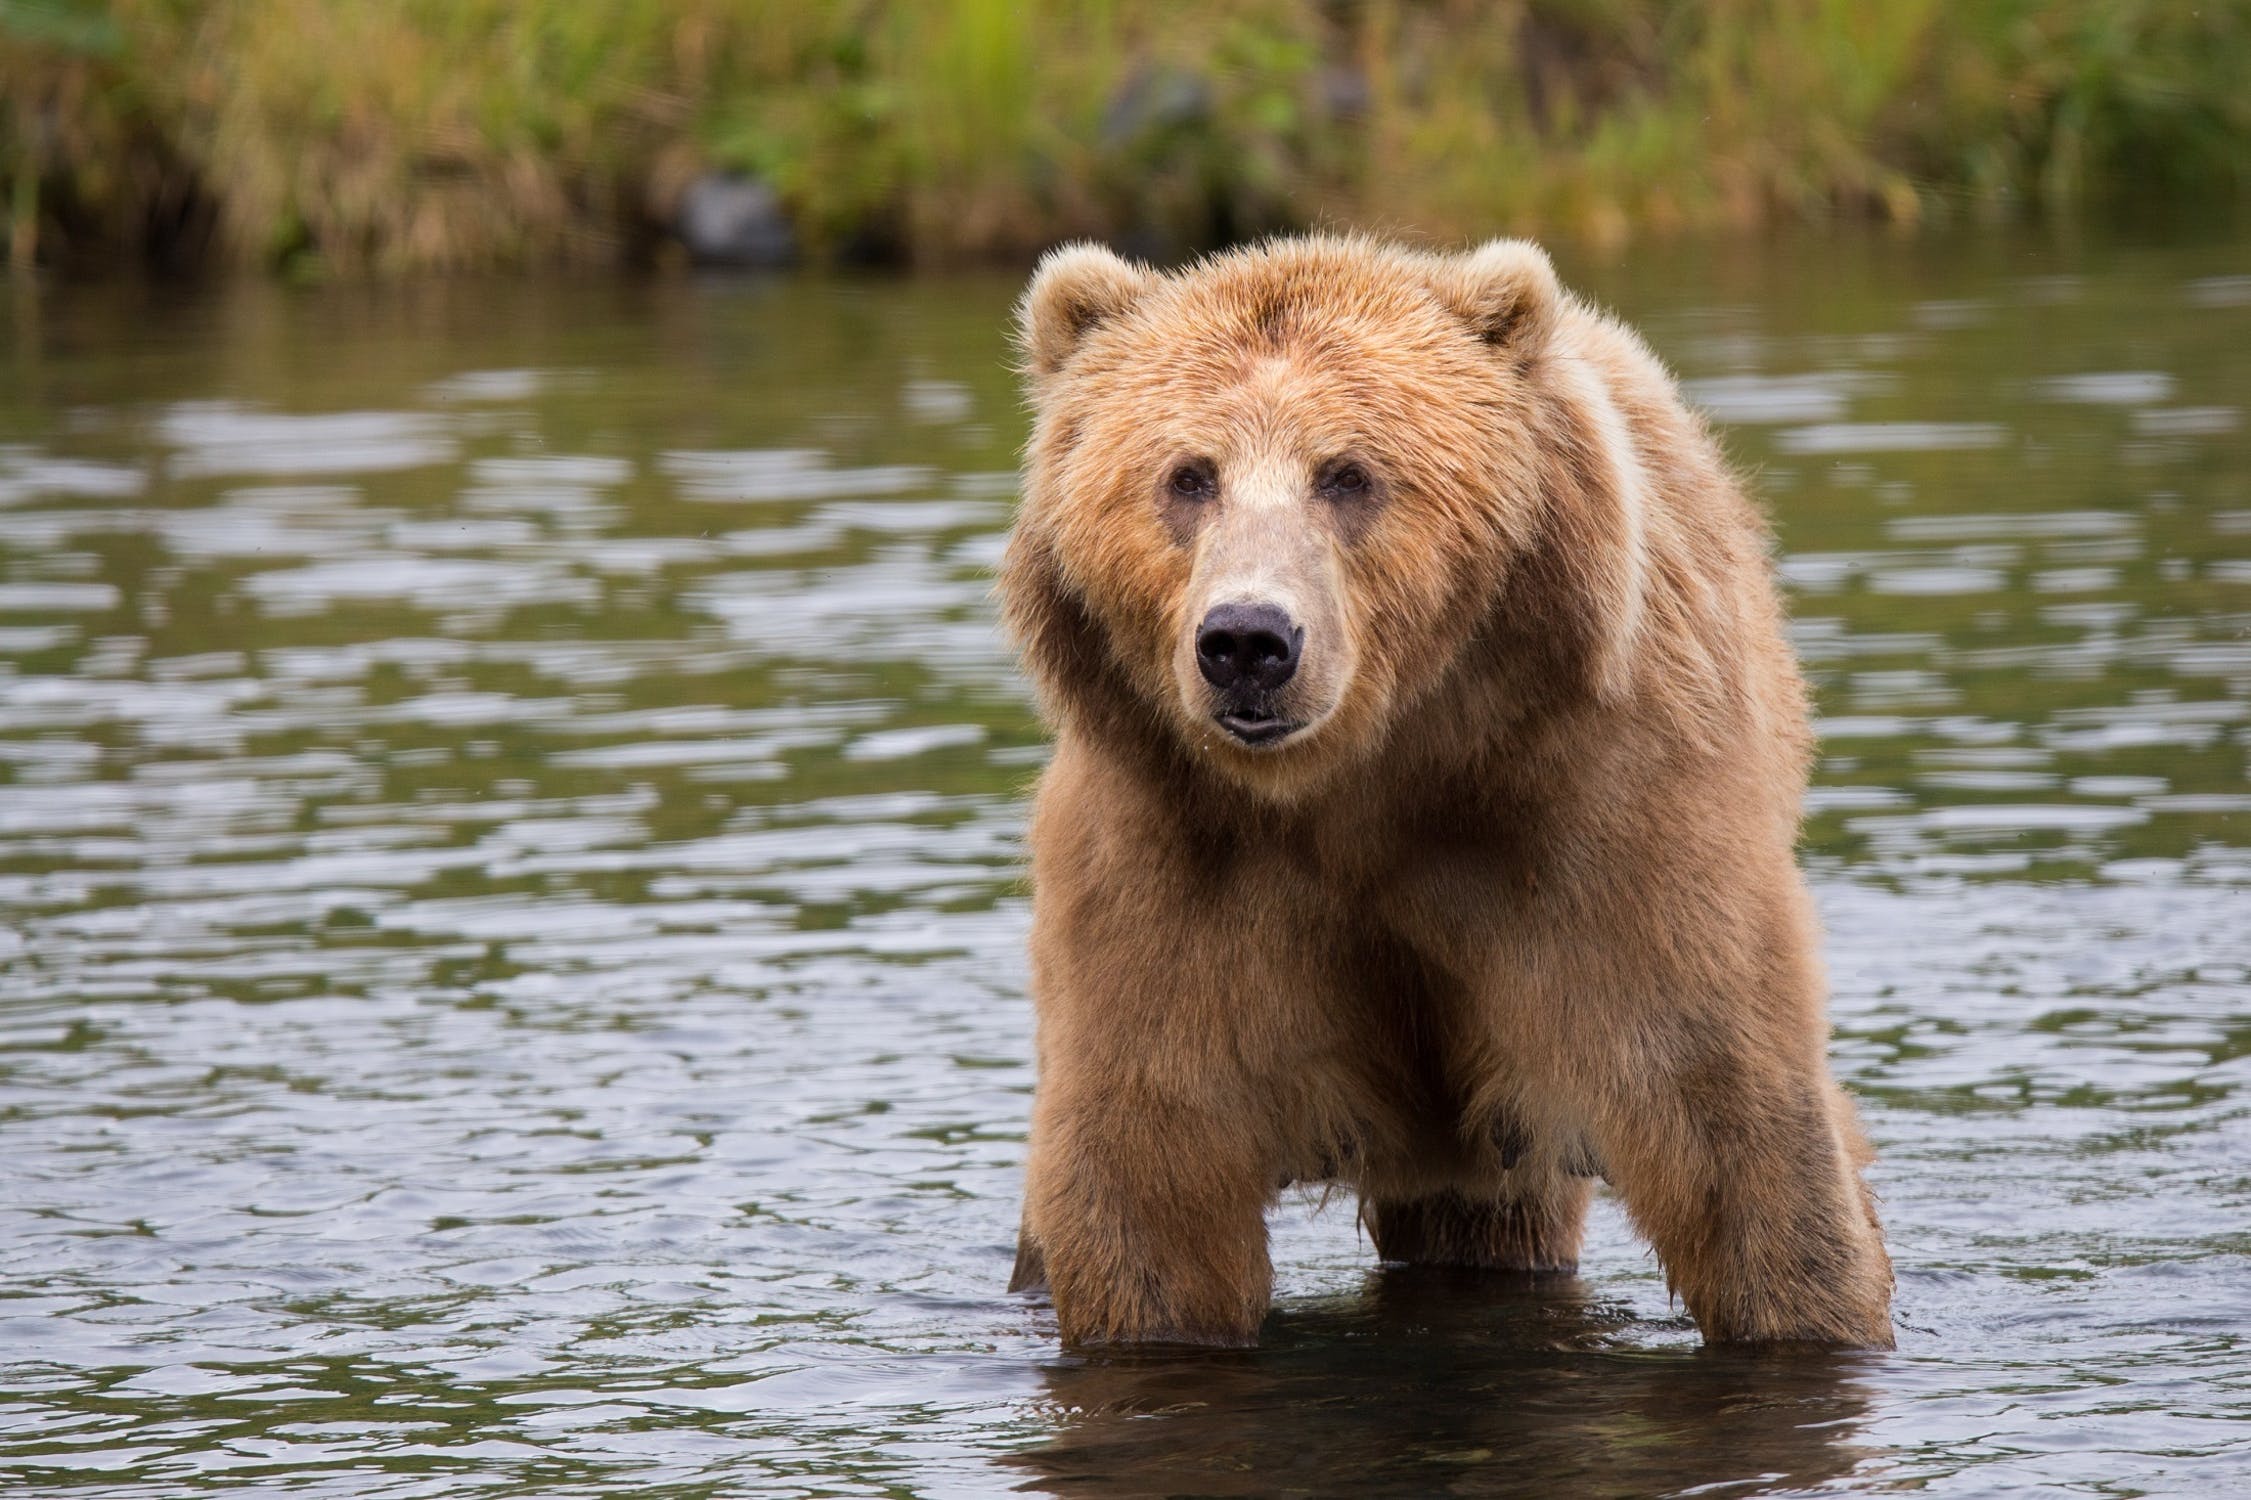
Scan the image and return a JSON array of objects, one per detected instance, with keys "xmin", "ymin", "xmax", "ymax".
[
  {"xmin": 1018, "ymin": 1066, "xmax": 1274, "ymax": 1347},
  {"xmin": 1597, "ymin": 1046, "xmax": 1893, "ymax": 1347}
]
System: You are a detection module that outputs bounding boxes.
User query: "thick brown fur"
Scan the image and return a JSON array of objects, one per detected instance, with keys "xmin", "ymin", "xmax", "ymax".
[{"xmin": 998, "ymin": 235, "xmax": 1893, "ymax": 1349}]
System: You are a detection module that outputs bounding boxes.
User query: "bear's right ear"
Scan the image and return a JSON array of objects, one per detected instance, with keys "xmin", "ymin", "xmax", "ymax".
[
  {"xmin": 1017, "ymin": 244, "xmax": 1156, "ymax": 379},
  {"xmin": 1426, "ymin": 238, "xmax": 1562, "ymax": 357}
]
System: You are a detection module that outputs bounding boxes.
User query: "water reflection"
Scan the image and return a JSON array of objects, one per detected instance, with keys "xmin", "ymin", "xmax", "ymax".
[{"xmin": 1013, "ymin": 1272, "xmax": 1874, "ymax": 1497}]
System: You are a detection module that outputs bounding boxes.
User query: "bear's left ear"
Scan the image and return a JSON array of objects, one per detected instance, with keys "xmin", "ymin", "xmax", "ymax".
[
  {"xmin": 1427, "ymin": 238, "xmax": 1562, "ymax": 356},
  {"xmin": 1017, "ymin": 243, "xmax": 1158, "ymax": 379}
]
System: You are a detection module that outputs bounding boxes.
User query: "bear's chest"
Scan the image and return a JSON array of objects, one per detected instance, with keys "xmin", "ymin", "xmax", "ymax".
[{"xmin": 1319, "ymin": 797, "xmax": 1547, "ymax": 969}]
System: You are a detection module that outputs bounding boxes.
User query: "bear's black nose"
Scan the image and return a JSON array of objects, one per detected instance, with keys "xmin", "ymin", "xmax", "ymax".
[{"xmin": 1196, "ymin": 602, "xmax": 1302, "ymax": 693}]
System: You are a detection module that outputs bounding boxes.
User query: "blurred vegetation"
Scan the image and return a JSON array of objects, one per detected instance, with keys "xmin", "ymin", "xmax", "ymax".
[{"xmin": 4, "ymin": 0, "xmax": 2250, "ymax": 275}]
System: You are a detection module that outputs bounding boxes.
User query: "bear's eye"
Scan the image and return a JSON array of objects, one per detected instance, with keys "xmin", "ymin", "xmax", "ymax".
[
  {"xmin": 1168, "ymin": 462, "xmax": 1216, "ymax": 501},
  {"xmin": 1320, "ymin": 462, "xmax": 1372, "ymax": 498}
]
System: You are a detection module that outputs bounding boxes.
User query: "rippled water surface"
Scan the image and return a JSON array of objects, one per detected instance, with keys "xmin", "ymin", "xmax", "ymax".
[{"xmin": 3, "ymin": 232, "xmax": 2249, "ymax": 1496}]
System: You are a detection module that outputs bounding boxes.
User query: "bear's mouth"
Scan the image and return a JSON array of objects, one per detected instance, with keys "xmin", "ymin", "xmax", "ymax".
[{"xmin": 1214, "ymin": 708, "xmax": 1302, "ymax": 747}]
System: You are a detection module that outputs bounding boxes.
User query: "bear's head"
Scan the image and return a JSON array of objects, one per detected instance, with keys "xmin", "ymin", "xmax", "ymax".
[{"xmin": 1000, "ymin": 236, "xmax": 1648, "ymax": 802}]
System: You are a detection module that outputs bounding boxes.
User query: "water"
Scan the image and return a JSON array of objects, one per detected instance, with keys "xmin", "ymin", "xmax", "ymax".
[{"xmin": 1, "ymin": 230, "xmax": 2247, "ymax": 1496}]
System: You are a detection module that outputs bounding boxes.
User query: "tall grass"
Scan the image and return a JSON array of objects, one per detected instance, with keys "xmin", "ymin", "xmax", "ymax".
[{"xmin": 4, "ymin": 0, "xmax": 2248, "ymax": 275}]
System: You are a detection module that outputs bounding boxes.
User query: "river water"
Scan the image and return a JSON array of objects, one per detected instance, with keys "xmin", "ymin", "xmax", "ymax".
[{"xmin": 1, "ymin": 230, "xmax": 2247, "ymax": 1496}]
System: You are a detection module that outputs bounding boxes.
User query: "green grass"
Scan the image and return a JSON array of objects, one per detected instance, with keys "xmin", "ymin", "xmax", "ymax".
[{"xmin": 5, "ymin": 0, "xmax": 2250, "ymax": 275}]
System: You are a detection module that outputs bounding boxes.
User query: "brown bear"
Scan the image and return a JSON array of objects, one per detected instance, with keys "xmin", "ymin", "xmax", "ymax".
[{"xmin": 996, "ymin": 234, "xmax": 1894, "ymax": 1350}]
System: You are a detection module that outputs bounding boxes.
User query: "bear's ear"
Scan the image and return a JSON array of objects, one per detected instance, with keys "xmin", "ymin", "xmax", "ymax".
[
  {"xmin": 1427, "ymin": 238, "xmax": 1562, "ymax": 356},
  {"xmin": 1017, "ymin": 243, "xmax": 1157, "ymax": 379}
]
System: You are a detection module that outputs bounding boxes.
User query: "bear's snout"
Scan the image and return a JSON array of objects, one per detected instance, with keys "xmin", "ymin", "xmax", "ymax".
[
  {"xmin": 1196, "ymin": 602, "xmax": 1301, "ymax": 692},
  {"xmin": 1195, "ymin": 601, "xmax": 1304, "ymax": 745}
]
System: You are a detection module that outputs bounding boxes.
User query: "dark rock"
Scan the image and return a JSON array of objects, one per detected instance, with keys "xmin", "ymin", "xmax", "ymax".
[
  {"xmin": 676, "ymin": 174, "xmax": 796, "ymax": 268},
  {"xmin": 1317, "ymin": 64, "xmax": 1370, "ymax": 122},
  {"xmin": 1101, "ymin": 64, "xmax": 1214, "ymax": 149}
]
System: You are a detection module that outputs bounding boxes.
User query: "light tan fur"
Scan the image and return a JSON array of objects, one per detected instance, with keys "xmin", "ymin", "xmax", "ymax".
[{"xmin": 998, "ymin": 235, "xmax": 1893, "ymax": 1349}]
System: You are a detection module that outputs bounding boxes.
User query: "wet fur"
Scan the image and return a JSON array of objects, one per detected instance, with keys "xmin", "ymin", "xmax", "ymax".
[{"xmin": 999, "ymin": 235, "xmax": 1893, "ymax": 1349}]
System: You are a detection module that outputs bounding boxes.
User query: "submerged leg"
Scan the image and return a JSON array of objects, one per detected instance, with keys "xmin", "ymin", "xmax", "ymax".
[
  {"xmin": 1365, "ymin": 1173, "xmax": 1592, "ymax": 1273},
  {"xmin": 1008, "ymin": 1225, "xmax": 1047, "ymax": 1293},
  {"xmin": 1598, "ymin": 1062, "xmax": 1893, "ymax": 1346},
  {"xmin": 1022, "ymin": 1072, "xmax": 1276, "ymax": 1347}
]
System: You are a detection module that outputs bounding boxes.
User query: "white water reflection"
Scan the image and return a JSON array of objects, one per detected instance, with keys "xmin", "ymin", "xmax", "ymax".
[
  {"xmin": 2033, "ymin": 371, "xmax": 2175, "ymax": 405},
  {"xmin": 661, "ymin": 448, "xmax": 930, "ymax": 503},
  {"xmin": 162, "ymin": 404, "xmax": 458, "ymax": 478},
  {"xmin": 1775, "ymin": 421, "xmax": 2009, "ymax": 454}
]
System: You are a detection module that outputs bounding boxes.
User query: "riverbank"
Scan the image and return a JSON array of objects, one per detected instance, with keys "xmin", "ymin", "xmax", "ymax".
[{"xmin": 5, "ymin": 0, "xmax": 2248, "ymax": 276}]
